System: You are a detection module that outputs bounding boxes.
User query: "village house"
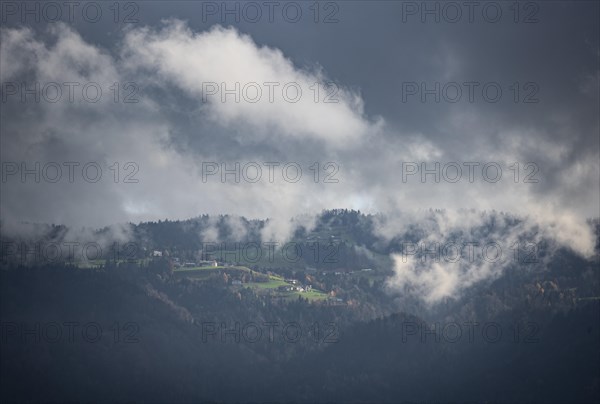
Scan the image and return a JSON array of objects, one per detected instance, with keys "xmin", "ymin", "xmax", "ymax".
[{"xmin": 198, "ymin": 260, "xmax": 218, "ymax": 267}]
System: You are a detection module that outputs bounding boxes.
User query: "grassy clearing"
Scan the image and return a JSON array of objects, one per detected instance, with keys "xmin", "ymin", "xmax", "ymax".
[
  {"xmin": 249, "ymin": 278, "xmax": 288, "ymax": 290},
  {"xmin": 75, "ymin": 258, "xmax": 147, "ymax": 269},
  {"xmin": 300, "ymin": 289, "xmax": 329, "ymax": 301},
  {"xmin": 172, "ymin": 266, "xmax": 329, "ymax": 301},
  {"xmin": 174, "ymin": 265, "xmax": 252, "ymax": 272},
  {"xmin": 244, "ymin": 273, "xmax": 328, "ymax": 301}
]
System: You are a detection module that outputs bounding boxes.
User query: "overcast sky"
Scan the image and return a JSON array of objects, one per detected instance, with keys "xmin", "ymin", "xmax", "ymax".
[{"xmin": 1, "ymin": 1, "xmax": 598, "ymax": 262}]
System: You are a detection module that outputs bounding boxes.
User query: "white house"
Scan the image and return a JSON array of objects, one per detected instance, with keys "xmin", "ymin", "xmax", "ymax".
[{"xmin": 198, "ymin": 260, "xmax": 218, "ymax": 267}]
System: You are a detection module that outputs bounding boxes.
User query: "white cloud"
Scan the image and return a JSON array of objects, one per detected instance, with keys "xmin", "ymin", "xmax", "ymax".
[
  {"xmin": 0, "ymin": 22, "xmax": 597, "ymax": 291},
  {"xmin": 120, "ymin": 21, "xmax": 382, "ymax": 147}
]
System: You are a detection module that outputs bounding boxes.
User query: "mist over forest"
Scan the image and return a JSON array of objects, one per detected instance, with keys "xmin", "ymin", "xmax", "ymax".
[{"xmin": 1, "ymin": 1, "xmax": 599, "ymax": 403}]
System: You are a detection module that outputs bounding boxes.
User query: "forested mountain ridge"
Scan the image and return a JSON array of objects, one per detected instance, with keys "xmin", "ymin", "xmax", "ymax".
[{"xmin": 1, "ymin": 210, "xmax": 599, "ymax": 402}]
